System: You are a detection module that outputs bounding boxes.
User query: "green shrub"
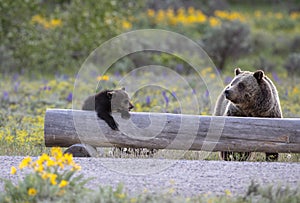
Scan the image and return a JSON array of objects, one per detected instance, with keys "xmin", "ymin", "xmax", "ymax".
[
  {"xmin": 284, "ymin": 53, "xmax": 300, "ymax": 77},
  {"xmin": 291, "ymin": 35, "xmax": 300, "ymax": 52},
  {"xmin": 202, "ymin": 20, "xmax": 251, "ymax": 70}
]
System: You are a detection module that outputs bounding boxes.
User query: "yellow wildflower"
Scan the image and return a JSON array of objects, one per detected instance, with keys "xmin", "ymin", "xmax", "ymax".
[
  {"xmin": 209, "ymin": 17, "xmax": 221, "ymax": 27},
  {"xmin": 254, "ymin": 10, "xmax": 262, "ymax": 18},
  {"xmin": 71, "ymin": 163, "xmax": 81, "ymax": 171},
  {"xmin": 57, "ymin": 160, "xmax": 65, "ymax": 169},
  {"xmin": 229, "ymin": 11, "xmax": 245, "ymax": 21},
  {"xmin": 34, "ymin": 164, "xmax": 44, "ymax": 173},
  {"xmin": 130, "ymin": 198, "xmax": 137, "ymax": 203},
  {"xmin": 187, "ymin": 7, "xmax": 195, "ymax": 15},
  {"xmin": 46, "ymin": 159, "xmax": 56, "ymax": 167},
  {"xmin": 31, "ymin": 14, "xmax": 45, "ymax": 24},
  {"xmin": 215, "ymin": 10, "xmax": 228, "ymax": 19},
  {"xmin": 0, "ymin": 130, "xmax": 4, "ymax": 140},
  {"xmin": 41, "ymin": 172, "xmax": 50, "ymax": 180},
  {"xmin": 50, "ymin": 19, "xmax": 62, "ymax": 27},
  {"xmin": 156, "ymin": 9, "xmax": 165, "ymax": 23},
  {"xmin": 168, "ymin": 187, "xmax": 175, "ymax": 194},
  {"xmin": 28, "ymin": 188, "xmax": 37, "ymax": 196},
  {"xmin": 49, "ymin": 173, "xmax": 57, "ymax": 185},
  {"xmin": 186, "ymin": 15, "xmax": 197, "ymax": 24},
  {"xmin": 122, "ymin": 21, "xmax": 132, "ymax": 29},
  {"xmin": 51, "ymin": 147, "xmax": 63, "ymax": 160},
  {"xmin": 10, "ymin": 166, "xmax": 17, "ymax": 175},
  {"xmin": 116, "ymin": 193, "xmax": 126, "ymax": 199},
  {"xmin": 166, "ymin": 8, "xmax": 174, "ymax": 18},
  {"xmin": 177, "ymin": 7, "xmax": 185, "ymax": 16},
  {"xmin": 290, "ymin": 12, "xmax": 300, "ymax": 20},
  {"xmin": 275, "ymin": 12, "xmax": 283, "ymax": 19},
  {"xmin": 4, "ymin": 135, "xmax": 14, "ymax": 144},
  {"xmin": 147, "ymin": 9, "xmax": 155, "ymax": 17},
  {"xmin": 195, "ymin": 11, "xmax": 207, "ymax": 23},
  {"xmin": 19, "ymin": 157, "xmax": 32, "ymax": 170},
  {"xmin": 97, "ymin": 75, "xmax": 110, "ymax": 81},
  {"xmin": 63, "ymin": 153, "xmax": 74, "ymax": 165},
  {"xmin": 59, "ymin": 180, "xmax": 68, "ymax": 188},
  {"xmin": 292, "ymin": 87, "xmax": 300, "ymax": 95},
  {"xmin": 16, "ymin": 130, "xmax": 28, "ymax": 143},
  {"xmin": 37, "ymin": 153, "xmax": 50, "ymax": 165},
  {"xmin": 225, "ymin": 189, "xmax": 232, "ymax": 196}
]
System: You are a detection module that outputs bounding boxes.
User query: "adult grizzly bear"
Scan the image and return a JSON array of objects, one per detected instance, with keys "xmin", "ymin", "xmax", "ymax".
[{"xmin": 214, "ymin": 68, "xmax": 282, "ymax": 161}]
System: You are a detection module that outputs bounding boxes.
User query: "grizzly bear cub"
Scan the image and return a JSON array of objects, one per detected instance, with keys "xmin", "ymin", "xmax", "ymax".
[
  {"xmin": 82, "ymin": 87, "xmax": 134, "ymax": 130},
  {"xmin": 214, "ymin": 68, "xmax": 282, "ymax": 161}
]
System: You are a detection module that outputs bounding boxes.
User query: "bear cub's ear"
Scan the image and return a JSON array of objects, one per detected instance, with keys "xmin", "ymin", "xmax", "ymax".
[
  {"xmin": 253, "ymin": 70, "xmax": 264, "ymax": 81},
  {"xmin": 235, "ymin": 68, "xmax": 242, "ymax": 75},
  {"xmin": 107, "ymin": 91, "xmax": 115, "ymax": 99}
]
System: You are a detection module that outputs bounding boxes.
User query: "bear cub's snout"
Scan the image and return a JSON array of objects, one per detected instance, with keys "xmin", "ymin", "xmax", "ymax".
[{"xmin": 129, "ymin": 103, "xmax": 134, "ymax": 111}]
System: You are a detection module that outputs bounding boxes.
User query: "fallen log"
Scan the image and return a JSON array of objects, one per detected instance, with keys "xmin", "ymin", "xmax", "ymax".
[{"xmin": 44, "ymin": 109, "xmax": 300, "ymax": 153}]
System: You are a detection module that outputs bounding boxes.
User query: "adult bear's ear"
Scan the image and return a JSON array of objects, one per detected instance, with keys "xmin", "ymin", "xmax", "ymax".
[
  {"xmin": 253, "ymin": 70, "xmax": 264, "ymax": 81},
  {"xmin": 235, "ymin": 68, "xmax": 242, "ymax": 75}
]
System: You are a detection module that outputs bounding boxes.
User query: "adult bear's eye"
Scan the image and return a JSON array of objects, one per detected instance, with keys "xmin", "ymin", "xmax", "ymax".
[{"xmin": 238, "ymin": 82, "xmax": 245, "ymax": 90}]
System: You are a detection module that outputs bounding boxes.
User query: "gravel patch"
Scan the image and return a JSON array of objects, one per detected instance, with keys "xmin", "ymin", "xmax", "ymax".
[{"xmin": 1, "ymin": 156, "xmax": 299, "ymax": 197}]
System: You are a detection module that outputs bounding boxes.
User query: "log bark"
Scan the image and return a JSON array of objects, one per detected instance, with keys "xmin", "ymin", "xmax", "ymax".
[{"xmin": 44, "ymin": 109, "xmax": 300, "ymax": 153}]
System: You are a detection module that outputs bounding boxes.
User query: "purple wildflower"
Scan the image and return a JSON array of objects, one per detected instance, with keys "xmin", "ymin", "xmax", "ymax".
[
  {"xmin": 171, "ymin": 91, "xmax": 176, "ymax": 98},
  {"xmin": 175, "ymin": 64, "xmax": 184, "ymax": 72},
  {"xmin": 204, "ymin": 90, "xmax": 209, "ymax": 98},
  {"xmin": 66, "ymin": 92, "xmax": 73, "ymax": 102},
  {"xmin": 14, "ymin": 82, "xmax": 20, "ymax": 92},
  {"xmin": 114, "ymin": 71, "xmax": 121, "ymax": 78},
  {"xmin": 272, "ymin": 72, "xmax": 281, "ymax": 84},
  {"xmin": 62, "ymin": 74, "xmax": 69, "ymax": 80},
  {"xmin": 3, "ymin": 91, "xmax": 9, "ymax": 100},
  {"xmin": 13, "ymin": 73, "xmax": 19, "ymax": 81},
  {"xmin": 146, "ymin": 96, "xmax": 151, "ymax": 106},
  {"xmin": 162, "ymin": 91, "xmax": 169, "ymax": 106},
  {"xmin": 43, "ymin": 86, "xmax": 51, "ymax": 91}
]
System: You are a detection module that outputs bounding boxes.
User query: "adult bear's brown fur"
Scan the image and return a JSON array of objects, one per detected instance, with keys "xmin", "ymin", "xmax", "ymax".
[
  {"xmin": 82, "ymin": 88, "xmax": 134, "ymax": 130},
  {"xmin": 214, "ymin": 68, "xmax": 282, "ymax": 161}
]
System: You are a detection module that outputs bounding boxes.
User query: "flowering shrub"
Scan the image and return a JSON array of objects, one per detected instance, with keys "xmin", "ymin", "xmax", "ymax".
[
  {"xmin": 0, "ymin": 0, "xmax": 142, "ymax": 74},
  {"xmin": 0, "ymin": 148, "xmax": 88, "ymax": 202}
]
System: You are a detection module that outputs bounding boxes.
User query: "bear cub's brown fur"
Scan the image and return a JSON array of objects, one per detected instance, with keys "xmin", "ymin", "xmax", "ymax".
[
  {"xmin": 82, "ymin": 87, "xmax": 134, "ymax": 130},
  {"xmin": 214, "ymin": 68, "xmax": 282, "ymax": 161}
]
